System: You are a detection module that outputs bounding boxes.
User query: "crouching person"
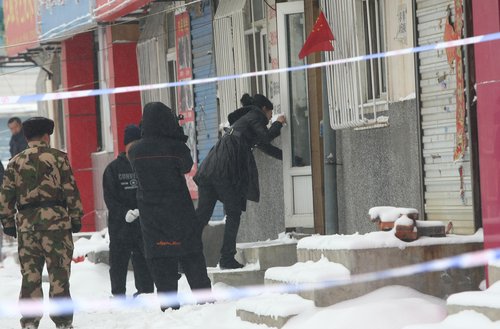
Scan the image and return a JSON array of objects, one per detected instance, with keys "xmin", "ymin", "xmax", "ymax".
[
  {"xmin": 103, "ymin": 124, "xmax": 154, "ymax": 298},
  {"xmin": 128, "ymin": 102, "xmax": 211, "ymax": 311},
  {"xmin": 0, "ymin": 117, "xmax": 83, "ymax": 329}
]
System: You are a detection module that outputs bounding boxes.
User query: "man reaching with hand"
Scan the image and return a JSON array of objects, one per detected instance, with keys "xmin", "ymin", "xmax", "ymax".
[{"xmin": 103, "ymin": 124, "xmax": 154, "ymax": 298}]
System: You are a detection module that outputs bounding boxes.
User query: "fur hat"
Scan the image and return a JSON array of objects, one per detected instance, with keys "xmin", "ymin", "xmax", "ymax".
[{"xmin": 22, "ymin": 117, "xmax": 54, "ymax": 140}]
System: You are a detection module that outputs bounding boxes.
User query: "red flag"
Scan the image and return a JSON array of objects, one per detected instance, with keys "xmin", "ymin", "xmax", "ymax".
[{"xmin": 298, "ymin": 11, "xmax": 334, "ymax": 60}]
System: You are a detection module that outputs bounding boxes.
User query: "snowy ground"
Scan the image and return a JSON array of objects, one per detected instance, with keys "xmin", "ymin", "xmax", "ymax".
[{"xmin": 1, "ymin": 244, "xmax": 499, "ymax": 329}]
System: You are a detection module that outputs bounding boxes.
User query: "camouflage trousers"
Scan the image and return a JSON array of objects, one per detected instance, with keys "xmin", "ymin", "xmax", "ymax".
[{"xmin": 17, "ymin": 230, "xmax": 74, "ymax": 329}]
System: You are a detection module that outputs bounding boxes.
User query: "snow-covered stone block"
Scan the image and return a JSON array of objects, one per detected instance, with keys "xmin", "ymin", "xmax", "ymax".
[
  {"xmin": 447, "ymin": 282, "xmax": 500, "ymax": 321},
  {"xmin": 296, "ymin": 231, "xmax": 484, "ymax": 299},
  {"xmin": 264, "ymin": 258, "xmax": 357, "ymax": 306},
  {"xmin": 235, "ymin": 235, "xmax": 298, "ymax": 270},
  {"xmin": 236, "ymin": 293, "xmax": 314, "ymax": 328},
  {"xmin": 208, "ymin": 264, "xmax": 265, "ymax": 287}
]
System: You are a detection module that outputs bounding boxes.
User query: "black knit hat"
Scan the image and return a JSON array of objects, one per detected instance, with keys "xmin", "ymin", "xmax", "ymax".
[
  {"xmin": 124, "ymin": 124, "xmax": 141, "ymax": 145},
  {"xmin": 253, "ymin": 94, "xmax": 273, "ymax": 110},
  {"xmin": 22, "ymin": 117, "xmax": 54, "ymax": 140}
]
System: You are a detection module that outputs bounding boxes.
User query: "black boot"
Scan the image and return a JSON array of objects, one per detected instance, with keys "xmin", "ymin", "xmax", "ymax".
[{"xmin": 219, "ymin": 257, "xmax": 244, "ymax": 270}]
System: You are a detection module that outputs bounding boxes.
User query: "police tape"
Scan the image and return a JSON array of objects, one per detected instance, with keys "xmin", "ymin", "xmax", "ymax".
[
  {"xmin": 1, "ymin": 31, "xmax": 500, "ymax": 106},
  {"xmin": 0, "ymin": 247, "xmax": 499, "ymax": 317}
]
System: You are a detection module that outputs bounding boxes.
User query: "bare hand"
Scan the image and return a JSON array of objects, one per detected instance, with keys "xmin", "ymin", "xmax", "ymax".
[{"xmin": 276, "ymin": 115, "xmax": 286, "ymax": 124}]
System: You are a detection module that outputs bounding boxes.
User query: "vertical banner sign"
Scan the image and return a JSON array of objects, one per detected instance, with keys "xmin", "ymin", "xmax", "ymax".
[
  {"xmin": 176, "ymin": 11, "xmax": 198, "ymax": 199},
  {"xmin": 444, "ymin": 1, "xmax": 466, "ymax": 161}
]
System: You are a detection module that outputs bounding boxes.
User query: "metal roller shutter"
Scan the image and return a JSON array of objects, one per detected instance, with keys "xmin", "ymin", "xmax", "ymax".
[{"xmin": 416, "ymin": 0, "xmax": 474, "ymax": 233}]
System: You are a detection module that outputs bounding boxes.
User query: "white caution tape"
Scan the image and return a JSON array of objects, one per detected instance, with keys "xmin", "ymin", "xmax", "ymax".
[{"xmin": 0, "ymin": 32, "xmax": 499, "ymax": 105}]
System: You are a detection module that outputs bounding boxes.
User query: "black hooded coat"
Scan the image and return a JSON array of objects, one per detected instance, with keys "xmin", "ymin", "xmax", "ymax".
[
  {"xmin": 194, "ymin": 105, "xmax": 283, "ymax": 210},
  {"xmin": 128, "ymin": 102, "xmax": 199, "ymax": 258}
]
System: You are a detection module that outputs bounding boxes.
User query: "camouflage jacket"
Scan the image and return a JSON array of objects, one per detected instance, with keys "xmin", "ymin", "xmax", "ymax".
[{"xmin": 0, "ymin": 141, "xmax": 84, "ymax": 232}]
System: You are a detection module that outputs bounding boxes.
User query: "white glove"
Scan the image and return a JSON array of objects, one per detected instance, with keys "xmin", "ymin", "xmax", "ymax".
[{"xmin": 125, "ymin": 209, "xmax": 140, "ymax": 223}]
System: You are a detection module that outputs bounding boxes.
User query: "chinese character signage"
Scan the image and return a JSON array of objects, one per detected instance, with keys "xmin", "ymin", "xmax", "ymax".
[
  {"xmin": 176, "ymin": 11, "xmax": 197, "ymax": 199},
  {"xmin": 3, "ymin": 0, "xmax": 39, "ymax": 56}
]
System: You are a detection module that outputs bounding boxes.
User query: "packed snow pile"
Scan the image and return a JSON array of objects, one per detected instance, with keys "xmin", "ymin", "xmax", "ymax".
[
  {"xmin": 265, "ymin": 256, "xmax": 350, "ymax": 283},
  {"xmin": 73, "ymin": 230, "xmax": 109, "ymax": 259},
  {"xmin": 284, "ymin": 286, "xmax": 447, "ymax": 329},
  {"xmin": 447, "ymin": 281, "xmax": 500, "ymax": 309},
  {"xmin": 369, "ymin": 207, "xmax": 419, "ymax": 222},
  {"xmin": 403, "ymin": 310, "xmax": 500, "ymax": 329},
  {"xmin": 236, "ymin": 293, "xmax": 314, "ymax": 317},
  {"xmin": 297, "ymin": 229, "xmax": 484, "ymax": 251}
]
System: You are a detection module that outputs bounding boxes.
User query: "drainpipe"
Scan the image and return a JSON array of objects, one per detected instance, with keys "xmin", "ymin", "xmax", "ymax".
[
  {"xmin": 412, "ymin": 0, "xmax": 425, "ymax": 218},
  {"xmin": 322, "ymin": 60, "xmax": 339, "ymax": 235}
]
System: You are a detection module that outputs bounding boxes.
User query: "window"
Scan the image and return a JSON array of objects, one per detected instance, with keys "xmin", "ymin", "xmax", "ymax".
[
  {"xmin": 361, "ymin": 0, "xmax": 387, "ymax": 101},
  {"xmin": 321, "ymin": 0, "xmax": 389, "ymax": 130},
  {"xmin": 245, "ymin": 0, "xmax": 268, "ymax": 96}
]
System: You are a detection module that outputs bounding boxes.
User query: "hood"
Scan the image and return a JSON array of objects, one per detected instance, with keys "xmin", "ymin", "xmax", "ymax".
[{"xmin": 141, "ymin": 102, "xmax": 180, "ymax": 139}]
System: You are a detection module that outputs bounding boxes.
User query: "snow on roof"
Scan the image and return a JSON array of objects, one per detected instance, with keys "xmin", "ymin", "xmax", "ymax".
[
  {"xmin": 402, "ymin": 310, "xmax": 500, "ymax": 329},
  {"xmin": 297, "ymin": 229, "xmax": 483, "ymax": 251},
  {"xmin": 235, "ymin": 293, "xmax": 314, "ymax": 317},
  {"xmin": 265, "ymin": 257, "xmax": 350, "ymax": 284},
  {"xmin": 369, "ymin": 206, "xmax": 418, "ymax": 222},
  {"xmin": 446, "ymin": 281, "xmax": 500, "ymax": 309}
]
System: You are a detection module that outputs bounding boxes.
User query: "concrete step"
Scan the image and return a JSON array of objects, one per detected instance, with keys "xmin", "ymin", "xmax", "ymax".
[
  {"xmin": 235, "ymin": 235, "xmax": 298, "ymax": 270},
  {"xmin": 447, "ymin": 282, "xmax": 500, "ymax": 321},
  {"xmin": 488, "ymin": 262, "xmax": 500, "ymax": 285},
  {"xmin": 236, "ymin": 293, "xmax": 314, "ymax": 328},
  {"xmin": 264, "ymin": 258, "xmax": 378, "ymax": 307},
  {"xmin": 296, "ymin": 232, "xmax": 484, "ymax": 299},
  {"xmin": 208, "ymin": 264, "xmax": 265, "ymax": 287}
]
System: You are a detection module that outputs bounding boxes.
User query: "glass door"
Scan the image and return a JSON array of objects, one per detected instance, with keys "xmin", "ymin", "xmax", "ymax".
[{"xmin": 277, "ymin": 1, "xmax": 314, "ymax": 229}]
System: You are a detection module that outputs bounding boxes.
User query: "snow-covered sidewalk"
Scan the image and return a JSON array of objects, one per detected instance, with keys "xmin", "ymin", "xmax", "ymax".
[{"xmin": 0, "ymin": 251, "xmax": 499, "ymax": 328}]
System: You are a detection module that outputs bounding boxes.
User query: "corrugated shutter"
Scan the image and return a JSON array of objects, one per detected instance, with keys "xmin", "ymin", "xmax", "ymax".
[
  {"xmin": 136, "ymin": 3, "xmax": 170, "ymax": 107},
  {"xmin": 191, "ymin": 0, "xmax": 223, "ymax": 219},
  {"xmin": 213, "ymin": 0, "xmax": 250, "ymax": 124},
  {"xmin": 416, "ymin": 0, "xmax": 474, "ymax": 233}
]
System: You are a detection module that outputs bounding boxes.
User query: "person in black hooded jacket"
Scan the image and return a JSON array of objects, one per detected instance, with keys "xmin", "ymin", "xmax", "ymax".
[
  {"xmin": 194, "ymin": 94, "xmax": 286, "ymax": 269},
  {"xmin": 128, "ymin": 102, "xmax": 211, "ymax": 310},
  {"xmin": 103, "ymin": 125, "xmax": 154, "ymax": 298}
]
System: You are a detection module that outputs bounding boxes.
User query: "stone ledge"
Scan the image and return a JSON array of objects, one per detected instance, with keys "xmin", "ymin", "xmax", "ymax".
[
  {"xmin": 236, "ymin": 309, "xmax": 291, "ymax": 328},
  {"xmin": 208, "ymin": 269, "xmax": 266, "ymax": 287},
  {"xmin": 447, "ymin": 304, "xmax": 500, "ymax": 321},
  {"xmin": 296, "ymin": 242, "xmax": 484, "ymax": 299},
  {"xmin": 236, "ymin": 242, "xmax": 298, "ymax": 270}
]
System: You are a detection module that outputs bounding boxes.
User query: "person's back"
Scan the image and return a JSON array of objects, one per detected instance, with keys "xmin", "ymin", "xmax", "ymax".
[
  {"xmin": 0, "ymin": 117, "xmax": 83, "ymax": 329},
  {"xmin": 128, "ymin": 102, "xmax": 210, "ymax": 311}
]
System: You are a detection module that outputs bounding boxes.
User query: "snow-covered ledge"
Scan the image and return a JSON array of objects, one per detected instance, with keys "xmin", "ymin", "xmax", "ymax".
[{"xmin": 295, "ymin": 230, "xmax": 484, "ymax": 299}]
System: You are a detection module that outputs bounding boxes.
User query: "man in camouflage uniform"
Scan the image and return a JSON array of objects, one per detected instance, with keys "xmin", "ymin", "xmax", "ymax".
[{"xmin": 0, "ymin": 117, "xmax": 84, "ymax": 329}]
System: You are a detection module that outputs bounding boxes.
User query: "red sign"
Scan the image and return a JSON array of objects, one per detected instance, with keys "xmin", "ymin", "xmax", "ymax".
[
  {"xmin": 94, "ymin": 0, "xmax": 153, "ymax": 22},
  {"xmin": 3, "ymin": 0, "xmax": 39, "ymax": 57},
  {"xmin": 444, "ymin": 1, "xmax": 467, "ymax": 161},
  {"xmin": 175, "ymin": 11, "xmax": 198, "ymax": 199}
]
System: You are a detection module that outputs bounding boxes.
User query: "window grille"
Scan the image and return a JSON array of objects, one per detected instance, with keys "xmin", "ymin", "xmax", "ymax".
[{"xmin": 321, "ymin": 0, "xmax": 389, "ymax": 130}]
